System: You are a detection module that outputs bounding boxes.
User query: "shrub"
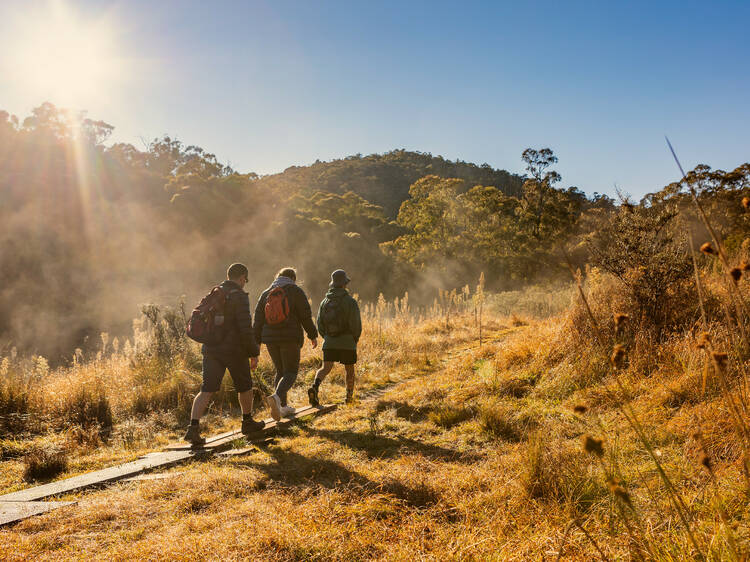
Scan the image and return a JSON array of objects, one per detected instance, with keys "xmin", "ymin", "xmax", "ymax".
[
  {"xmin": 429, "ymin": 404, "xmax": 474, "ymax": 428},
  {"xmin": 60, "ymin": 386, "xmax": 113, "ymax": 431},
  {"xmin": 478, "ymin": 400, "xmax": 530, "ymax": 441},
  {"xmin": 587, "ymin": 202, "xmax": 695, "ymax": 339},
  {"xmin": 23, "ymin": 446, "xmax": 68, "ymax": 482},
  {"xmin": 521, "ymin": 431, "xmax": 601, "ymax": 512}
]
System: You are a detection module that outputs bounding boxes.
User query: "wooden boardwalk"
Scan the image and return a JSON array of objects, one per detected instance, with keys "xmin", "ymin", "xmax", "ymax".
[{"xmin": 0, "ymin": 404, "xmax": 335, "ymax": 526}]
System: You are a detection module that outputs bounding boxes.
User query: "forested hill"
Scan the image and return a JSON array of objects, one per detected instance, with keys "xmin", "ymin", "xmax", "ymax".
[{"xmin": 255, "ymin": 150, "xmax": 525, "ymax": 217}]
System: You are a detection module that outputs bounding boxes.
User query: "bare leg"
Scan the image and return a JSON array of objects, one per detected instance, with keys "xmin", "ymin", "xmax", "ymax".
[
  {"xmin": 314, "ymin": 361, "xmax": 335, "ymax": 385},
  {"xmin": 238, "ymin": 389, "xmax": 254, "ymax": 415},
  {"xmin": 190, "ymin": 391, "xmax": 214, "ymax": 421},
  {"xmin": 345, "ymin": 364, "xmax": 355, "ymax": 401}
]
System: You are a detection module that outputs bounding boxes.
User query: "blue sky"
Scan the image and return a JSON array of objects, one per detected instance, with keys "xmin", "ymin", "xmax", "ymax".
[{"xmin": 1, "ymin": 0, "xmax": 748, "ymax": 199}]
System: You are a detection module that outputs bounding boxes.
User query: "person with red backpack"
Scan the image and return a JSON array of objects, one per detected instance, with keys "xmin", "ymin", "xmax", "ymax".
[
  {"xmin": 183, "ymin": 263, "xmax": 263, "ymax": 445},
  {"xmin": 308, "ymin": 269, "xmax": 362, "ymax": 406},
  {"xmin": 253, "ymin": 267, "xmax": 318, "ymax": 420}
]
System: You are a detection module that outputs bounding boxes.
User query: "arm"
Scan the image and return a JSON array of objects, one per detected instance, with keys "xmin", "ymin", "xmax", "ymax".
[
  {"xmin": 295, "ymin": 287, "xmax": 319, "ymax": 340},
  {"xmin": 349, "ymin": 298, "xmax": 362, "ymax": 343},
  {"xmin": 236, "ymin": 292, "xmax": 260, "ymax": 357},
  {"xmin": 253, "ymin": 292, "xmax": 266, "ymax": 345}
]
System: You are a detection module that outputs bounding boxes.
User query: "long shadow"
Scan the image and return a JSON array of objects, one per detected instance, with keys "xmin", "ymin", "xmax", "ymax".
[
  {"xmin": 298, "ymin": 425, "xmax": 483, "ymax": 464},
  {"xmin": 373, "ymin": 400, "xmax": 432, "ymax": 422},
  {"xmin": 233, "ymin": 447, "xmax": 441, "ymax": 509}
]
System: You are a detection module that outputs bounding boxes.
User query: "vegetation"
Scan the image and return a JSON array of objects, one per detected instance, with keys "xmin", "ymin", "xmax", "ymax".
[{"xmin": 2, "ymin": 102, "xmax": 750, "ymax": 559}]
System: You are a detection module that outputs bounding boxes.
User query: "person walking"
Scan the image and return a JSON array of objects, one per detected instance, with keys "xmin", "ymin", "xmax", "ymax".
[
  {"xmin": 184, "ymin": 263, "xmax": 264, "ymax": 445},
  {"xmin": 308, "ymin": 269, "xmax": 362, "ymax": 406},
  {"xmin": 253, "ymin": 267, "xmax": 318, "ymax": 420}
]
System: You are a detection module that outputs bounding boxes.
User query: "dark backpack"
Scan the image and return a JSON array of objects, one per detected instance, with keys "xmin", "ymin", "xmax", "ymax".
[
  {"xmin": 186, "ymin": 286, "xmax": 234, "ymax": 345},
  {"xmin": 322, "ymin": 296, "xmax": 347, "ymax": 336},
  {"xmin": 265, "ymin": 286, "xmax": 290, "ymax": 325}
]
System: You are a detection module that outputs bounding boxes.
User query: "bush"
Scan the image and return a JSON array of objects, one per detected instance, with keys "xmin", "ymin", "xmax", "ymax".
[
  {"xmin": 587, "ymin": 202, "xmax": 695, "ymax": 339},
  {"xmin": 429, "ymin": 404, "xmax": 474, "ymax": 428},
  {"xmin": 478, "ymin": 400, "xmax": 532, "ymax": 441},
  {"xmin": 23, "ymin": 446, "xmax": 68, "ymax": 482},
  {"xmin": 60, "ymin": 386, "xmax": 113, "ymax": 431},
  {"xmin": 521, "ymin": 431, "xmax": 601, "ymax": 512}
]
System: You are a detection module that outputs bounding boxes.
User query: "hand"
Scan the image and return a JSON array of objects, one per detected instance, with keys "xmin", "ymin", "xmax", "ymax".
[
  {"xmin": 310, "ymin": 338, "xmax": 318, "ymax": 349},
  {"xmin": 250, "ymin": 356, "xmax": 259, "ymax": 369}
]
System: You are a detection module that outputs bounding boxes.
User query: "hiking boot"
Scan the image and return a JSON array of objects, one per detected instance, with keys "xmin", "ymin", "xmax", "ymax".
[
  {"xmin": 308, "ymin": 386, "xmax": 320, "ymax": 407},
  {"xmin": 279, "ymin": 405, "xmax": 296, "ymax": 418},
  {"xmin": 265, "ymin": 394, "xmax": 281, "ymax": 421},
  {"xmin": 183, "ymin": 424, "xmax": 205, "ymax": 446},
  {"xmin": 241, "ymin": 418, "xmax": 265, "ymax": 436}
]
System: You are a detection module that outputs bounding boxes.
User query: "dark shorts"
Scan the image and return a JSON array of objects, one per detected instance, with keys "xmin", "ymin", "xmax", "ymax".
[
  {"xmin": 201, "ymin": 352, "xmax": 252, "ymax": 393},
  {"xmin": 323, "ymin": 348, "xmax": 357, "ymax": 365}
]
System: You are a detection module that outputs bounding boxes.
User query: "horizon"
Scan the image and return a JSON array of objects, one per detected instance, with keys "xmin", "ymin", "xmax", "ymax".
[{"xmin": 1, "ymin": 0, "xmax": 748, "ymax": 200}]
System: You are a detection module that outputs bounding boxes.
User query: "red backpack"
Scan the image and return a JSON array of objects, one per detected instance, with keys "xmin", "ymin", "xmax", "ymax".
[
  {"xmin": 186, "ymin": 286, "xmax": 232, "ymax": 344},
  {"xmin": 265, "ymin": 286, "xmax": 290, "ymax": 325}
]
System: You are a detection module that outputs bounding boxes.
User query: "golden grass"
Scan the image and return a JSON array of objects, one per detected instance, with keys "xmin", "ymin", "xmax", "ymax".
[{"xmin": 2, "ymin": 280, "xmax": 750, "ymax": 559}]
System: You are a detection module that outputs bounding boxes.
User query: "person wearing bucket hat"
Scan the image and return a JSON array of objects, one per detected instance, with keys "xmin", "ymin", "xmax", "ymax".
[{"xmin": 309, "ymin": 269, "xmax": 362, "ymax": 405}]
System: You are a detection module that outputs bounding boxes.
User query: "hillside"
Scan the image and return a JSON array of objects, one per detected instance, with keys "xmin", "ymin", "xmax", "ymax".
[
  {"xmin": 254, "ymin": 149, "xmax": 526, "ymax": 218},
  {"xmin": 2, "ymin": 278, "xmax": 749, "ymax": 559}
]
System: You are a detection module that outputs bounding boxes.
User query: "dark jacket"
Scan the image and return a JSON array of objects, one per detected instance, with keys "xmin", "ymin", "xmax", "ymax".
[
  {"xmin": 317, "ymin": 287, "xmax": 362, "ymax": 351},
  {"xmin": 253, "ymin": 279, "xmax": 318, "ymax": 347},
  {"xmin": 203, "ymin": 280, "xmax": 260, "ymax": 358}
]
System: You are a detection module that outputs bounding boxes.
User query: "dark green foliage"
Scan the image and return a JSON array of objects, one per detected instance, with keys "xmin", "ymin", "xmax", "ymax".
[{"xmin": 587, "ymin": 201, "xmax": 696, "ymax": 338}]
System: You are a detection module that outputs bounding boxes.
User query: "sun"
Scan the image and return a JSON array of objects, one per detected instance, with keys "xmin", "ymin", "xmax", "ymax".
[{"xmin": 4, "ymin": 1, "xmax": 123, "ymax": 107}]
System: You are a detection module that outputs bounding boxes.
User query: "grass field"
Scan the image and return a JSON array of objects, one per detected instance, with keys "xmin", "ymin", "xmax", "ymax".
[{"xmin": 1, "ymin": 280, "xmax": 749, "ymax": 560}]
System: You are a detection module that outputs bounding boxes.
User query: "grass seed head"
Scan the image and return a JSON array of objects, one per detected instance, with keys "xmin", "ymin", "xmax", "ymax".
[
  {"xmin": 610, "ymin": 344, "xmax": 627, "ymax": 369},
  {"xmin": 712, "ymin": 352, "xmax": 728, "ymax": 371},
  {"xmin": 700, "ymin": 242, "xmax": 716, "ymax": 255},
  {"xmin": 699, "ymin": 452, "xmax": 713, "ymax": 474},
  {"xmin": 696, "ymin": 332, "xmax": 711, "ymax": 350},
  {"xmin": 743, "ymin": 196, "xmax": 750, "ymax": 210},
  {"xmin": 583, "ymin": 434, "xmax": 604, "ymax": 457},
  {"xmin": 607, "ymin": 478, "xmax": 633, "ymax": 508},
  {"xmin": 730, "ymin": 267, "xmax": 743, "ymax": 282}
]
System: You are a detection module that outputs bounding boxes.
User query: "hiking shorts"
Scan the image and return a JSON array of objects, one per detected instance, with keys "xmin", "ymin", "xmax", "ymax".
[
  {"xmin": 201, "ymin": 352, "xmax": 252, "ymax": 393},
  {"xmin": 323, "ymin": 348, "xmax": 357, "ymax": 365}
]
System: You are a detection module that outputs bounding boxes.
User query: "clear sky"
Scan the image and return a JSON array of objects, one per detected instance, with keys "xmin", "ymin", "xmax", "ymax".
[{"xmin": 1, "ymin": 0, "xmax": 748, "ymax": 199}]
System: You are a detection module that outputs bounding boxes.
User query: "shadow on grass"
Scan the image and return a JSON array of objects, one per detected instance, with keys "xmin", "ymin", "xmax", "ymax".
[
  {"xmin": 233, "ymin": 446, "xmax": 440, "ymax": 509},
  {"xmin": 298, "ymin": 425, "xmax": 482, "ymax": 464}
]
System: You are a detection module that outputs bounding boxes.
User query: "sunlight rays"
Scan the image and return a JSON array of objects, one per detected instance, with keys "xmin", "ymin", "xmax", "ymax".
[{"xmin": 3, "ymin": 0, "xmax": 125, "ymax": 108}]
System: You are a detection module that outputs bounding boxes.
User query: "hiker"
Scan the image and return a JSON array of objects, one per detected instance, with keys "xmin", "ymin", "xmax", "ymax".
[
  {"xmin": 253, "ymin": 267, "xmax": 318, "ymax": 421},
  {"xmin": 308, "ymin": 269, "xmax": 362, "ymax": 406},
  {"xmin": 183, "ymin": 263, "xmax": 264, "ymax": 445}
]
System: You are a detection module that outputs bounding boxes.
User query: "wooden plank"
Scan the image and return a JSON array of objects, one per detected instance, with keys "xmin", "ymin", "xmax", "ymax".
[
  {"xmin": 0, "ymin": 501, "xmax": 76, "ymax": 527},
  {"xmin": 218, "ymin": 437, "xmax": 275, "ymax": 457},
  {"xmin": 122, "ymin": 471, "xmax": 184, "ymax": 482},
  {"xmin": 0, "ymin": 450, "xmax": 197, "ymax": 503},
  {"xmin": 165, "ymin": 404, "xmax": 337, "ymax": 451}
]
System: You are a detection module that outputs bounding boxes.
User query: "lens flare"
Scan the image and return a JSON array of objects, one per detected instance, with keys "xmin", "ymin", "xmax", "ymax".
[{"xmin": 4, "ymin": 0, "xmax": 124, "ymax": 107}]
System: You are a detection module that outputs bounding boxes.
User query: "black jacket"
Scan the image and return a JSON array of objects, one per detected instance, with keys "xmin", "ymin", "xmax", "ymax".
[
  {"xmin": 253, "ymin": 282, "xmax": 318, "ymax": 347},
  {"xmin": 203, "ymin": 280, "xmax": 260, "ymax": 357}
]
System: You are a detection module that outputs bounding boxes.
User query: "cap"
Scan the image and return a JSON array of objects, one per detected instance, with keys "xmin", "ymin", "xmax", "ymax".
[{"xmin": 330, "ymin": 269, "xmax": 351, "ymax": 287}]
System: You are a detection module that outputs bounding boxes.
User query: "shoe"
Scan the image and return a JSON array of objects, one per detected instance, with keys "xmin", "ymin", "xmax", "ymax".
[
  {"xmin": 241, "ymin": 418, "xmax": 265, "ymax": 435},
  {"xmin": 345, "ymin": 391, "xmax": 354, "ymax": 404},
  {"xmin": 279, "ymin": 405, "xmax": 296, "ymax": 418},
  {"xmin": 308, "ymin": 386, "xmax": 320, "ymax": 407},
  {"xmin": 265, "ymin": 394, "xmax": 281, "ymax": 421},
  {"xmin": 183, "ymin": 424, "xmax": 205, "ymax": 446}
]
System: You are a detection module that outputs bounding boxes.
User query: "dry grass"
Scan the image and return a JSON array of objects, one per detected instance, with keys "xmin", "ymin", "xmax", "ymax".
[{"xmin": 1, "ymin": 277, "xmax": 750, "ymax": 559}]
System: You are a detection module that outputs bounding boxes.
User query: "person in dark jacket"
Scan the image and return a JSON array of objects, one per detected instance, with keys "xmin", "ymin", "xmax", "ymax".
[
  {"xmin": 308, "ymin": 269, "xmax": 362, "ymax": 406},
  {"xmin": 183, "ymin": 263, "xmax": 264, "ymax": 445},
  {"xmin": 253, "ymin": 267, "xmax": 318, "ymax": 420}
]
